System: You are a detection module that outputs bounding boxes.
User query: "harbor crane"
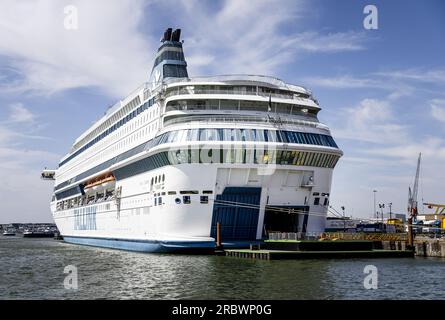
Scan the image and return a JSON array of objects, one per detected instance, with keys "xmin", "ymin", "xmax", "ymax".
[{"xmin": 407, "ymin": 153, "xmax": 421, "ymax": 248}]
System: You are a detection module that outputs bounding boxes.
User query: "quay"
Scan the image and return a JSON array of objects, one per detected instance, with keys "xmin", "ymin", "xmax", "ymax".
[
  {"xmin": 225, "ymin": 248, "xmax": 414, "ymax": 260},
  {"xmin": 224, "ymin": 239, "xmax": 414, "ymax": 260}
]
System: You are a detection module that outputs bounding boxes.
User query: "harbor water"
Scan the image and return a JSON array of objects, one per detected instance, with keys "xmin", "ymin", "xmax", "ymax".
[{"xmin": 1, "ymin": 236, "xmax": 444, "ymax": 300}]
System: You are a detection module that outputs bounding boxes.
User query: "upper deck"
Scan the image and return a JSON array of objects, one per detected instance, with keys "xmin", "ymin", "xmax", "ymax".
[{"xmin": 58, "ymin": 28, "xmax": 329, "ymax": 168}]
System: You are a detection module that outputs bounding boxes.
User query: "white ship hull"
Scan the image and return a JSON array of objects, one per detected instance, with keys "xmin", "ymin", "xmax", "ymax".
[{"xmin": 52, "ymin": 161, "xmax": 334, "ymax": 252}]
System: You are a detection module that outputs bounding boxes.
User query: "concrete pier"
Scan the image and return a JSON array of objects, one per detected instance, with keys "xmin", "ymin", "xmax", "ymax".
[
  {"xmin": 225, "ymin": 249, "xmax": 414, "ymax": 260},
  {"xmin": 414, "ymin": 238, "xmax": 445, "ymax": 257},
  {"xmin": 225, "ymin": 240, "xmax": 414, "ymax": 260}
]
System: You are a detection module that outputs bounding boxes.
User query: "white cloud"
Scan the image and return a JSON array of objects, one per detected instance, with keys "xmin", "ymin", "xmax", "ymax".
[
  {"xmin": 0, "ymin": 166, "xmax": 54, "ymax": 222},
  {"xmin": 303, "ymin": 67, "xmax": 445, "ymax": 100},
  {"xmin": 374, "ymin": 69, "xmax": 445, "ymax": 84},
  {"xmin": 431, "ymin": 99, "xmax": 445, "ymax": 123},
  {"xmin": 0, "ymin": 126, "xmax": 17, "ymax": 145},
  {"xmin": 8, "ymin": 103, "xmax": 35, "ymax": 123},
  {"xmin": 329, "ymin": 93, "xmax": 445, "ymax": 218},
  {"xmin": 145, "ymin": 0, "xmax": 369, "ymax": 77},
  {"xmin": 304, "ymin": 75, "xmax": 382, "ymax": 89},
  {"xmin": 290, "ymin": 31, "xmax": 367, "ymax": 52},
  {"xmin": 331, "ymin": 98, "xmax": 408, "ymax": 144},
  {"xmin": 0, "ymin": 122, "xmax": 59, "ymax": 223},
  {"xmin": 0, "ymin": 0, "xmax": 371, "ymax": 97},
  {"xmin": 0, "ymin": 0, "xmax": 152, "ymax": 97}
]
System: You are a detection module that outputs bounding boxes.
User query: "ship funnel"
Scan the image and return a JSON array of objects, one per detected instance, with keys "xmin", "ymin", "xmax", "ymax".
[
  {"xmin": 163, "ymin": 28, "xmax": 173, "ymax": 42},
  {"xmin": 171, "ymin": 29, "xmax": 181, "ymax": 42},
  {"xmin": 148, "ymin": 27, "xmax": 188, "ymax": 89}
]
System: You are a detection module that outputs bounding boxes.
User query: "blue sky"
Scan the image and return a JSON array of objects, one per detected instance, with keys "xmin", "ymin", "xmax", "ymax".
[{"xmin": 0, "ymin": 0, "xmax": 444, "ymax": 223}]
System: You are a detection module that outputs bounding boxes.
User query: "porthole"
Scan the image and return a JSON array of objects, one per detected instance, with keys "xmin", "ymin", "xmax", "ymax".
[{"xmin": 175, "ymin": 198, "xmax": 181, "ymax": 204}]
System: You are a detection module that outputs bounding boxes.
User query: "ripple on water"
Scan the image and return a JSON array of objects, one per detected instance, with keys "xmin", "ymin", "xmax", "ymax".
[{"xmin": 1, "ymin": 237, "xmax": 445, "ymax": 299}]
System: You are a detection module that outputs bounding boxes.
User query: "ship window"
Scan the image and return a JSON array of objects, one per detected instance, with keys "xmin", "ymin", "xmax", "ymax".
[
  {"xmin": 314, "ymin": 197, "xmax": 320, "ymax": 205},
  {"xmin": 163, "ymin": 64, "xmax": 188, "ymax": 78},
  {"xmin": 305, "ymin": 153, "xmax": 313, "ymax": 166},
  {"xmin": 161, "ymin": 192, "xmax": 166, "ymax": 195},
  {"xmin": 183, "ymin": 196, "xmax": 191, "ymax": 204},
  {"xmin": 168, "ymin": 191, "xmax": 176, "ymax": 195},
  {"xmin": 180, "ymin": 190, "xmax": 199, "ymax": 194},
  {"xmin": 323, "ymin": 198, "xmax": 329, "ymax": 206},
  {"xmin": 187, "ymin": 129, "xmax": 199, "ymax": 141},
  {"xmin": 202, "ymin": 190, "xmax": 213, "ymax": 194},
  {"xmin": 158, "ymin": 197, "xmax": 162, "ymax": 205},
  {"xmin": 175, "ymin": 197, "xmax": 181, "ymax": 204},
  {"xmin": 154, "ymin": 198, "xmax": 157, "ymax": 206},
  {"xmin": 200, "ymin": 196, "xmax": 209, "ymax": 204}
]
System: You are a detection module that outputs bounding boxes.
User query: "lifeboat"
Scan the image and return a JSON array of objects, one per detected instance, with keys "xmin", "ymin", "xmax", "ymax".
[
  {"xmin": 84, "ymin": 173, "xmax": 115, "ymax": 190},
  {"xmin": 41, "ymin": 169, "xmax": 56, "ymax": 180}
]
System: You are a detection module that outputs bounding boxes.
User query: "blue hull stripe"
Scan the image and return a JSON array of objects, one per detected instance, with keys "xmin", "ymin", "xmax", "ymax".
[{"xmin": 63, "ymin": 236, "xmax": 216, "ymax": 253}]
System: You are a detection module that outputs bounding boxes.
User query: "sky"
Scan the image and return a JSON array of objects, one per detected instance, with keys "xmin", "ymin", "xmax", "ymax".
[{"xmin": 0, "ymin": 0, "xmax": 444, "ymax": 223}]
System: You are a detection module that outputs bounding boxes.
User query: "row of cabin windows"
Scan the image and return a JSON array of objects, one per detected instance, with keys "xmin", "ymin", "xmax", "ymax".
[
  {"xmin": 154, "ymin": 195, "xmax": 210, "ymax": 206},
  {"xmin": 57, "ymin": 188, "xmax": 214, "ymax": 210},
  {"xmin": 56, "ymin": 190, "xmax": 114, "ymax": 211},
  {"xmin": 166, "ymin": 99, "xmax": 318, "ymax": 117},
  {"xmin": 59, "ymin": 125, "xmax": 337, "ymax": 184},
  {"xmin": 55, "ymin": 144, "xmax": 339, "ymax": 199},
  {"xmin": 56, "ymin": 147, "xmax": 339, "ymax": 196},
  {"xmin": 159, "ymin": 128, "xmax": 338, "ymax": 148},
  {"xmin": 58, "ymin": 114, "xmax": 159, "ymax": 181},
  {"xmin": 168, "ymin": 148, "xmax": 340, "ymax": 169},
  {"xmin": 73, "ymin": 96, "xmax": 141, "ymax": 151},
  {"xmin": 60, "ymin": 97, "xmax": 157, "ymax": 167},
  {"xmin": 153, "ymin": 190, "xmax": 213, "ymax": 196}
]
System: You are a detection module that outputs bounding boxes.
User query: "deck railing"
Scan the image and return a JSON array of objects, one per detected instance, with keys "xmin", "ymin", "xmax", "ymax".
[
  {"xmin": 163, "ymin": 114, "xmax": 323, "ymax": 129},
  {"xmin": 165, "ymin": 88, "xmax": 313, "ymax": 104}
]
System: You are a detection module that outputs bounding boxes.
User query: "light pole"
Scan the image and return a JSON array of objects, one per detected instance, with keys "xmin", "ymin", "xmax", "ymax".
[
  {"xmin": 341, "ymin": 206, "xmax": 346, "ymax": 232},
  {"xmin": 388, "ymin": 202, "xmax": 392, "ymax": 221},
  {"xmin": 379, "ymin": 203, "xmax": 385, "ymax": 230},
  {"xmin": 373, "ymin": 190, "xmax": 377, "ymax": 220}
]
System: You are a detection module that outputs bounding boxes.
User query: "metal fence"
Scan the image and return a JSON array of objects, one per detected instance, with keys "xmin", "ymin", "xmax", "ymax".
[
  {"xmin": 322, "ymin": 232, "xmax": 408, "ymax": 241},
  {"xmin": 268, "ymin": 232, "xmax": 408, "ymax": 242},
  {"xmin": 268, "ymin": 232, "xmax": 323, "ymax": 241}
]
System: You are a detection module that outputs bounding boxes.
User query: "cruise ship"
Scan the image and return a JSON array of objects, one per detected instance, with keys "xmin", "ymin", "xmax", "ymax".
[{"xmin": 42, "ymin": 28, "xmax": 343, "ymax": 252}]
